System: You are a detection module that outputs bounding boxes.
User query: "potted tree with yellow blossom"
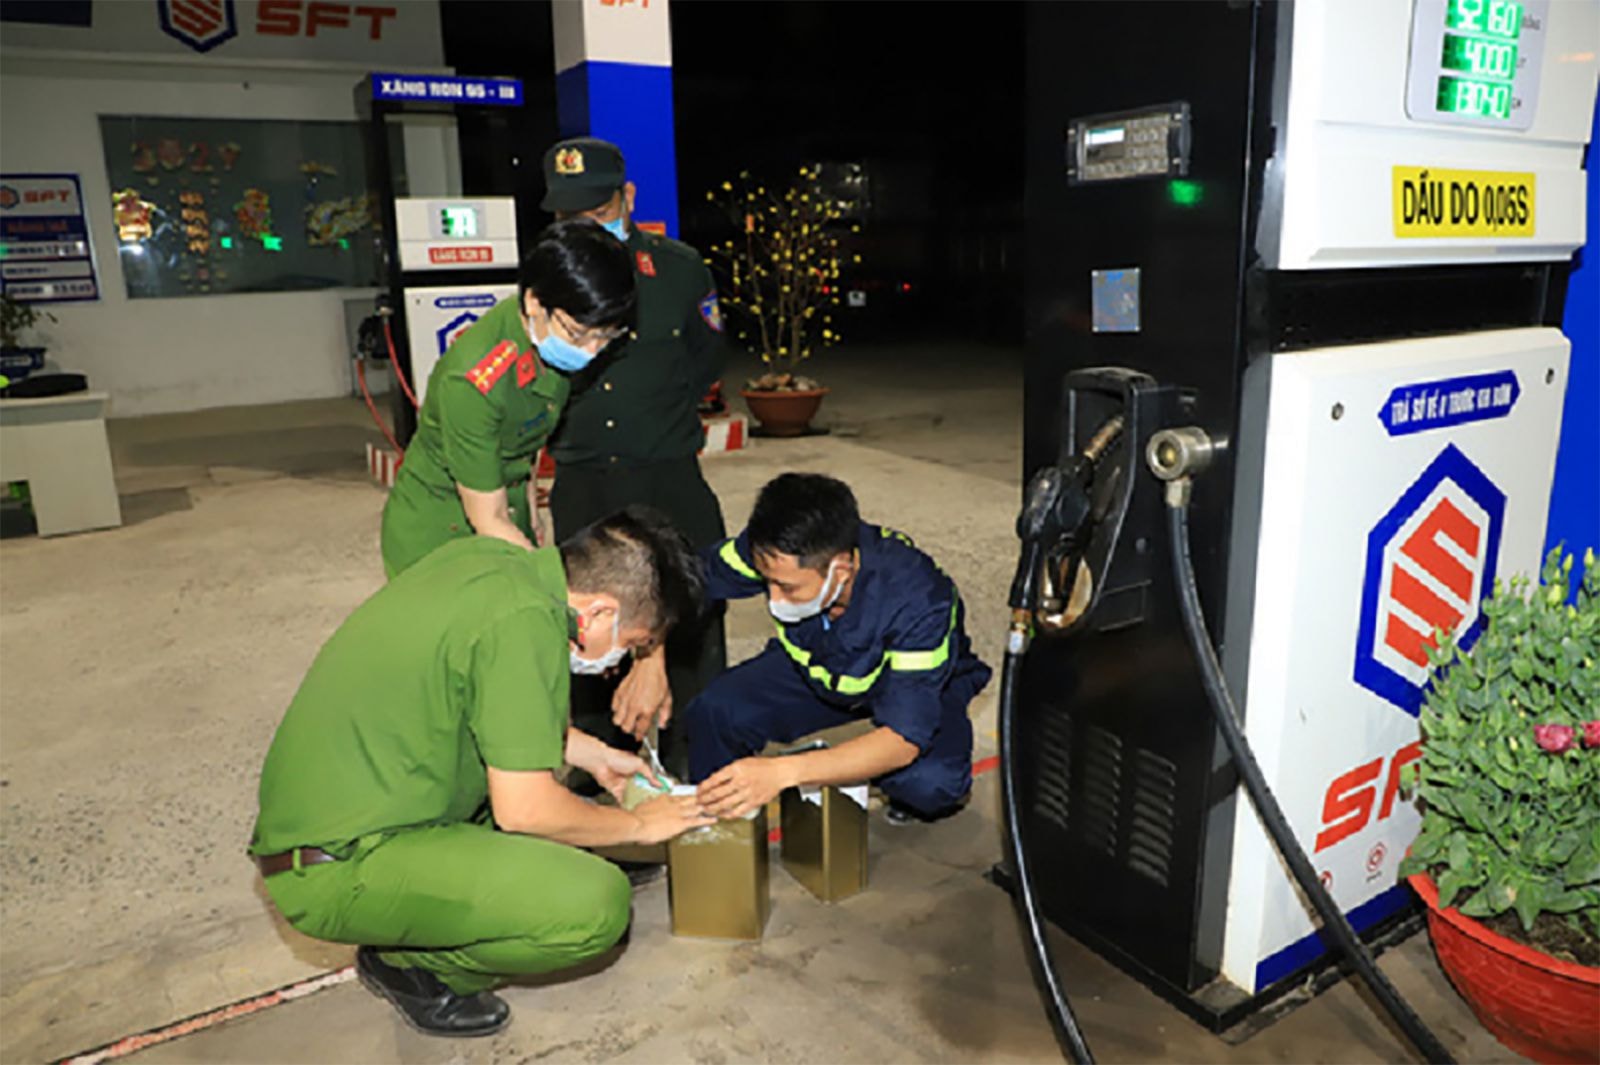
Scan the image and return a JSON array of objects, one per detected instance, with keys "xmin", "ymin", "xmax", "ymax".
[{"xmin": 705, "ymin": 166, "xmax": 857, "ymax": 437}]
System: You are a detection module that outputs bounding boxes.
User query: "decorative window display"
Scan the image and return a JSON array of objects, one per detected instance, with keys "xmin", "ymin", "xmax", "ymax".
[{"xmin": 98, "ymin": 116, "xmax": 378, "ymax": 298}]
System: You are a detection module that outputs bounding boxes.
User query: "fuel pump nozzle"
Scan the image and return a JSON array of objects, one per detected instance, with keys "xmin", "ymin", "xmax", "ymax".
[
  {"xmin": 998, "ymin": 412, "xmax": 1125, "ymax": 1065},
  {"xmin": 1008, "ymin": 416, "xmax": 1125, "ymax": 647}
]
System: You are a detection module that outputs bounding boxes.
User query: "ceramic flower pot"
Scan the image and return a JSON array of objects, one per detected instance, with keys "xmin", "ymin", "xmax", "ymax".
[
  {"xmin": 740, "ymin": 387, "xmax": 829, "ymax": 438},
  {"xmin": 1409, "ymin": 870, "xmax": 1600, "ymax": 1064}
]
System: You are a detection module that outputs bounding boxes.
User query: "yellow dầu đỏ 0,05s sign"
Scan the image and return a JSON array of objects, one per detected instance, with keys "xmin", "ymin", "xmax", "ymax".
[{"xmin": 1392, "ymin": 166, "xmax": 1535, "ymax": 238}]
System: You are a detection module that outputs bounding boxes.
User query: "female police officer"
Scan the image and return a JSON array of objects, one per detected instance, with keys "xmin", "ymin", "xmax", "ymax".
[{"xmin": 379, "ymin": 219, "xmax": 636, "ymax": 578}]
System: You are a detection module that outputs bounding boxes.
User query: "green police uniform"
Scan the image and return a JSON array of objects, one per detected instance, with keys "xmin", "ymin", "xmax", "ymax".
[
  {"xmin": 251, "ymin": 537, "xmax": 629, "ymax": 995},
  {"xmin": 380, "ymin": 298, "xmax": 570, "ymax": 578},
  {"xmin": 548, "ymin": 226, "xmax": 731, "ymax": 777}
]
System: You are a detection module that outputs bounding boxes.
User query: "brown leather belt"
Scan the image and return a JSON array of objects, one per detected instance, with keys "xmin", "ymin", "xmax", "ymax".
[{"xmin": 255, "ymin": 846, "xmax": 340, "ymax": 877}]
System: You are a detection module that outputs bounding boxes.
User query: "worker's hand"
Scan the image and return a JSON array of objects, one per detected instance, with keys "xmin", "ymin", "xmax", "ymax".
[
  {"xmin": 612, "ymin": 647, "xmax": 672, "ymax": 738},
  {"xmin": 697, "ymin": 757, "xmax": 794, "ymax": 820},
  {"xmin": 585, "ymin": 746, "xmax": 662, "ymax": 803},
  {"xmin": 632, "ymin": 794, "xmax": 715, "ymax": 844}
]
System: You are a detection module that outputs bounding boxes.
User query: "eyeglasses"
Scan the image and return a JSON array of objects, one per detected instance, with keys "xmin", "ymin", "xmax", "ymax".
[{"xmin": 554, "ymin": 310, "xmax": 628, "ymax": 348}]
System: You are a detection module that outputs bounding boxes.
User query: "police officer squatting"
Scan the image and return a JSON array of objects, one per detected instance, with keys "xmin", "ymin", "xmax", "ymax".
[
  {"xmin": 253, "ymin": 139, "xmax": 991, "ymax": 1035},
  {"xmin": 252, "ymin": 509, "xmax": 717, "ymax": 1036}
]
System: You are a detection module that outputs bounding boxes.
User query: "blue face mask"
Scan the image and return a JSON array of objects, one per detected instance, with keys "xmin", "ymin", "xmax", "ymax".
[
  {"xmin": 527, "ymin": 313, "xmax": 596, "ymax": 374},
  {"xmin": 600, "ymin": 217, "xmax": 629, "ymax": 242},
  {"xmin": 536, "ymin": 331, "xmax": 595, "ymax": 374}
]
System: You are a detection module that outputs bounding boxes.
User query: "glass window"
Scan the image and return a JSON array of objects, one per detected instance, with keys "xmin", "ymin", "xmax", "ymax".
[{"xmin": 98, "ymin": 115, "xmax": 379, "ymax": 298}]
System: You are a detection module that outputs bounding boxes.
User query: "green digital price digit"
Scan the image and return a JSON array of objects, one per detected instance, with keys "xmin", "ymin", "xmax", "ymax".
[
  {"xmin": 1436, "ymin": 75, "xmax": 1513, "ymax": 119},
  {"xmin": 1446, "ymin": 0, "xmax": 1523, "ymax": 40},
  {"xmin": 440, "ymin": 206, "xmax": 478, "ymax": 238},
  {"xmin": 1441, "ymin": 33, "xmax": 1517, "ymax": 79},
  {"xmin": 1485, "ymin": 0, "xmax": 1523, "ymax": 39}
]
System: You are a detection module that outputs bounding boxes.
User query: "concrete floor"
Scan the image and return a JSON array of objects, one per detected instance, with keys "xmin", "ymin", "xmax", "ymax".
[{"xmin": 0, "ymin": 345, "xmax": 1521, "ymax": 1064}]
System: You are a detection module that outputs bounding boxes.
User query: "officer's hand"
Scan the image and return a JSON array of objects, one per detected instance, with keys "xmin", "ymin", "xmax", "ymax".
[
  {"xmin": 613, "ymin": 651, "xmax": 672, "ymax": 738},
  {"xmin": 697, "ymin": 757, "xmax": 793, "ymax": 820},
  {"xmin": 632, "ymin": 794, "xmax": 715, "ymax": 844},
  {"xmin": 588, "ymin": 748, "xmax": 661, "ymax": 803}
]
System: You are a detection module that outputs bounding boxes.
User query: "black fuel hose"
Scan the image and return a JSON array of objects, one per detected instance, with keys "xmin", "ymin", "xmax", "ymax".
[
  {"xmin": 1165, "ymin": 497, "xmax": 1454, "ymax": 1065},
  {"xmin": 1000, "ymin": 637, "xmax": 1096, "ymax": 1063}
]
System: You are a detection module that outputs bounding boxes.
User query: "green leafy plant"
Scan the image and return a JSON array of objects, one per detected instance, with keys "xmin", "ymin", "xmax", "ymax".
[
  {"xmin": 0, "ymin": 293, "xmax": 56, "ymax": 350},
  {"xmin": 704, "ymin": 167, "xmax": 858, "ymax": 391},
  {"xmin": 1400, "ymin": 548, "xmax": 1600, "ymax": 964}
]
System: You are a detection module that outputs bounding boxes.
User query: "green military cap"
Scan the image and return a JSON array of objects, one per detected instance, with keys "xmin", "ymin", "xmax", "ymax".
[{"xmin": 540, "ymin": 137, "xmax": 626, "ymax": 213}]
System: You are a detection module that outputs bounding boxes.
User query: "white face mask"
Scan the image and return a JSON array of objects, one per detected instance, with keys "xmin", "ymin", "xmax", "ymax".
[
  {"xmin": 570, "ymin": 611, "xmax": 628, "ymax": 675},
  {"xmin": 768, "ymin": 561, "xmax": 845, "ymax": 624}
]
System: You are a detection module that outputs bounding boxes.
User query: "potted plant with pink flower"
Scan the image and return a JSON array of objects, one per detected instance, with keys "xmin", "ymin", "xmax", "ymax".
[{"xmin": 1399, "ymin": 547, "xmax": 1599, "ymax": 1064}]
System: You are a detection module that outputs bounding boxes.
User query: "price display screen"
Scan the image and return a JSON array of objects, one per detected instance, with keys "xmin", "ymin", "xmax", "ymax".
[
  {"xmin": 438, "ymin": 205, "xmax": 479, "ymax": 238},
  {"xmin": 1405, "ymin": 0, "xmax": 1548, "ymax": 131}
]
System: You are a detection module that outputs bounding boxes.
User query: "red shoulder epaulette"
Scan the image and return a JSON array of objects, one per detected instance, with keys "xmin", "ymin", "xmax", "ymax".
[{"xmin": 466, "ymin": 340, "xmax": 519, "ymax": 395}]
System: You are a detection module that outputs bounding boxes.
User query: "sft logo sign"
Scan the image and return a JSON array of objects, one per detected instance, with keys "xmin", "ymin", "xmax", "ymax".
[
  {"xmin": 158, "ymin": 0, "xmax": 239, "ymax": 53},
  {"xmin": 160, "ymin": 0, "xmax": 398, "ymax": 53},
  {"xmin": 1354, "ymin": 444, "xmax": 1505, "ymax": 715},
  {"xmin": 256, "ymin": 1, "xmax": 399, "ymax": 39}
]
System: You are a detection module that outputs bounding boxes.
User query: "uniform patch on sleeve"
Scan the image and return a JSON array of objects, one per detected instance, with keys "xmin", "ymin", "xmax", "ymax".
[
  {"xmin": 636, "ymin": 251, "xmax": 656, "ymax": 277},
  {"xmin": 467, "ymin": 340, "xmax": 519, "ymax": 395},
  {"xmin": 699, "ymin": 293, "xmax": 724, "ymax": 333}
]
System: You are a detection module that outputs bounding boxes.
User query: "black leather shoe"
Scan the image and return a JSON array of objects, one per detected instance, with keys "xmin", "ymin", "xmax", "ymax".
[{"xmin": 356, "ymin": 946, "xmax": 509, "ymax": 1037}]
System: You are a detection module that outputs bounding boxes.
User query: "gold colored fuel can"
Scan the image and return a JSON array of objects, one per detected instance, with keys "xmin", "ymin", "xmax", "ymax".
[
  {"xmin": 779, "ymin": 785, "xmax": 868, "ymax": 902},
  {"xmin": 667, "ymin": 805, "xmax": 771, "ymax": 940}
]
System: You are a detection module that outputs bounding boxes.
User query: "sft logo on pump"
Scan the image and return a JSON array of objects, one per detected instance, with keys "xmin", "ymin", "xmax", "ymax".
[
  {"xmin": 1353, "ymin": 444, "xmax": 1505, "ymax": 716},
  {"xmin": 437, "ymin": 313, "xmax": 481, "ymax": 355},
  {"xmin": 1315, "ymin": 742, "xmax": 1421, "ymax": 854},
  {"xmin": 432, "ymin": 294, "xmax": 497, "ymax": 356}
]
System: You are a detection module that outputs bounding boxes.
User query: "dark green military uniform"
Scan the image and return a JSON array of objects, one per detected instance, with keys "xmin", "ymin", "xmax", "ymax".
[
  {"xmin": 380, "ymin": 298, "xmax": 570, "ymax": 578},
  {"xmin": 549, "ymin": 227, "xmax": 731, "ymax": 777},
  {"xmin": 251, "ymin": 537, "xmax": 629, "ymax": 995}
]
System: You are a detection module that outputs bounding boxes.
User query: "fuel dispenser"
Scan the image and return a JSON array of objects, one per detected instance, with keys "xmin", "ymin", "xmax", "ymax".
[
  {"xmin": 1003, "ymin": 0, "xmax": 1598, "ymax": 1058},
  {"xmin": 355, "ymin": 73, "xmax": 527, "ymax": 446}
]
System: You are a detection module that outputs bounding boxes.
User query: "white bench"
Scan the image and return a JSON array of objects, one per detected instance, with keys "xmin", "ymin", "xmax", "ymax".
[{"xmin": 0, "ymin": 391, "xmax": 123, "ymax": 537}]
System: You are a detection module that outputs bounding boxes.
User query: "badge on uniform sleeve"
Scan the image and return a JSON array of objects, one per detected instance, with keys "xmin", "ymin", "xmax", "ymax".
[
  {"xmin": 636, "ymin": 251, "xmax": 656, "ymax": 277},
  {"xmin": 554, "ymin": 148, "xmax": 585, "ymax": 175},
  {"xmin": 467, "ymin": 340, "xmax": 518, "ymax": 394},
  {"xmin": 699, "ymin": 293, "xmax": 724, "ymax": 333}
]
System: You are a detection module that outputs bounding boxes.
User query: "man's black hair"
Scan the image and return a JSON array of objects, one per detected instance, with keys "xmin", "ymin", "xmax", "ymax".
[
  {"xmin": 560, "ymin": 505, "xmax": 704, "ymax": 637},
  {"xmin": 747, "ymin": 473, "xmax": 860, "ymax": 571},
  {"xmin": 518, "ymin": 218, "xmax": 636, "ymax": 331}
]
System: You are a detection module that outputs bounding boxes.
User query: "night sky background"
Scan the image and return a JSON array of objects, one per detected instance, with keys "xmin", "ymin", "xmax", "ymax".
[{"xmin": 441, "ymin": 0, "xmax": 1026, "ymax": 344}]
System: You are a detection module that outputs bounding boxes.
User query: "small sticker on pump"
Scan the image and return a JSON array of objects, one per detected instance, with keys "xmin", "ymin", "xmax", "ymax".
[{"xmin": 1392, "ymin": 166, "xmax": 1535, "ymax": 238}]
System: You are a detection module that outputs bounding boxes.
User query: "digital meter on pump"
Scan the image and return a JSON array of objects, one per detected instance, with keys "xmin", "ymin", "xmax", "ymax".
[
  {"xmin": 356, "ymin": 72, "xmax": 525, "ymax": 447},
  {"xmin": 1260, "ymin": 0, "xmax": 1593, "ymax": 269},
  {"xmin": 392, "ymin": 196, "xmax": 519, "ymax": 407}
]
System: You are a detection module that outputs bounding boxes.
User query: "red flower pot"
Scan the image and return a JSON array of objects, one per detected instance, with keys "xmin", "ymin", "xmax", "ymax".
[
  {"xmin": 1409, "ymin": 871, "xmax": 1600, "ymax": 1064},
  {"xmin": 740, "ymin": 387, "xmax": 829, "ymax": 438}
]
